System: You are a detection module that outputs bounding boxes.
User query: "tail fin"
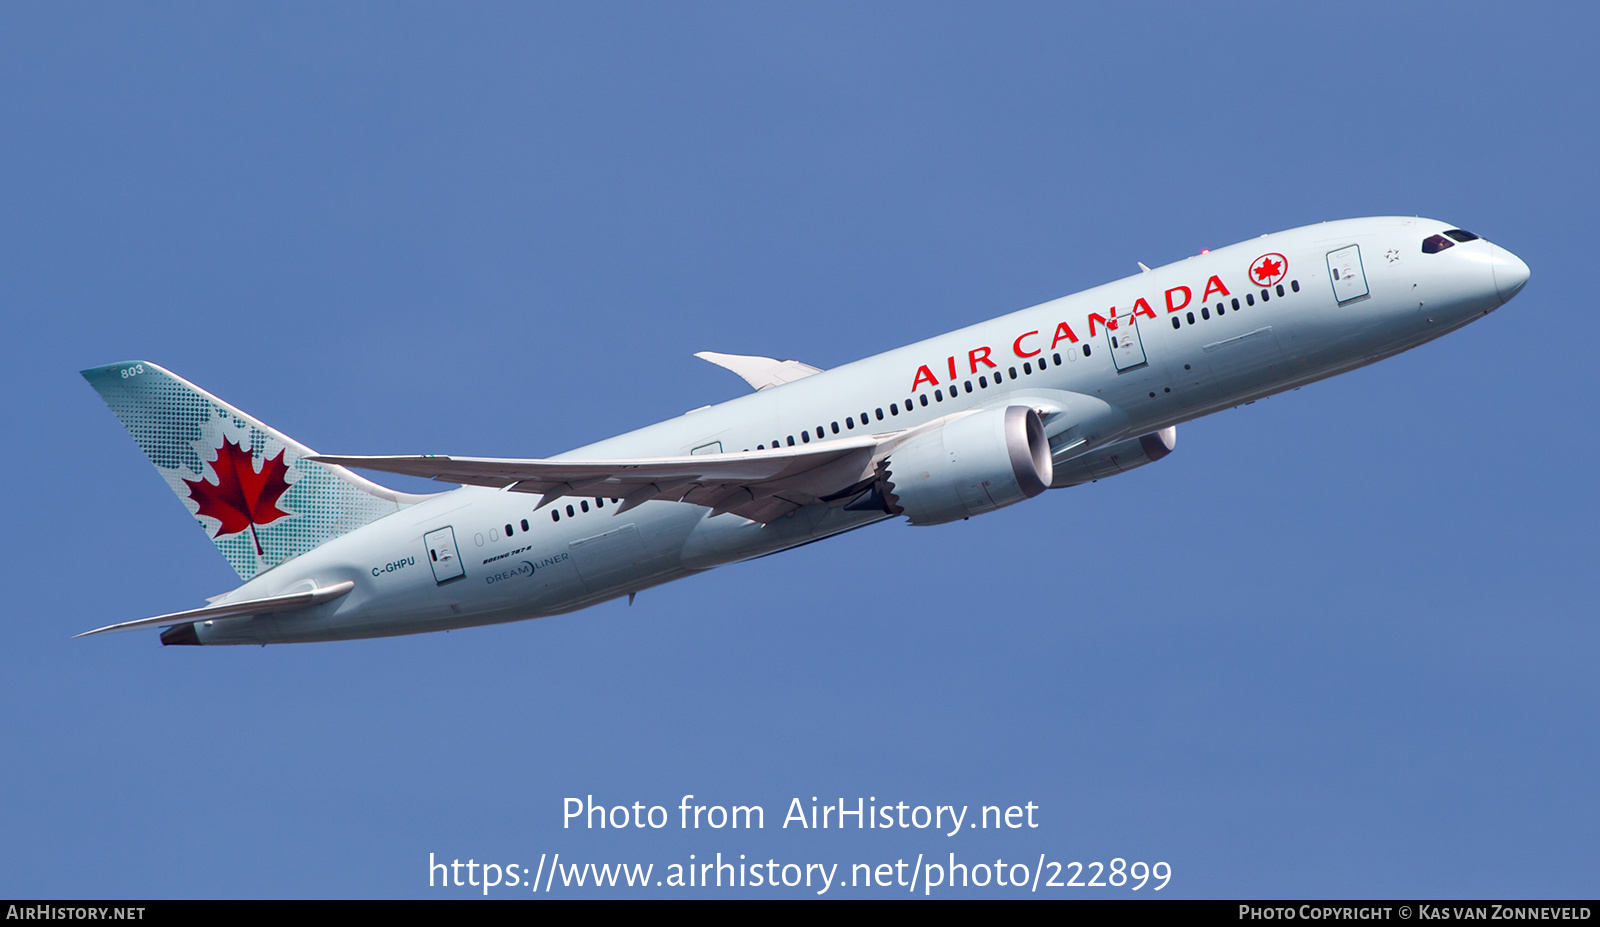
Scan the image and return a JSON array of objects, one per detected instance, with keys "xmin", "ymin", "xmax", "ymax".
[{"xmin": 83, "ymin": 361, "xmax": 430, "ymax": 580}]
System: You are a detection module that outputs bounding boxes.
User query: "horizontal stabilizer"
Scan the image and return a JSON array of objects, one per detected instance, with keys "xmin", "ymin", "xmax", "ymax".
[
  {"xmin": 311, "ymin": 438, "xmax": 886, "ymax": 524},
  {"xmin": 694, "ymin": 351, "xmax": 824, "ymax": 391},
  {"xmin": 75, "ymin": 580, "xmax": 356, "ymax": 638}
]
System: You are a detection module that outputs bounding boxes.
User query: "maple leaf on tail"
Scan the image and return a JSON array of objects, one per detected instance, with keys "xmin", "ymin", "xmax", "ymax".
[{"xmin": 183, "ymin": 435, "xmax": 293, "ymax": 556}]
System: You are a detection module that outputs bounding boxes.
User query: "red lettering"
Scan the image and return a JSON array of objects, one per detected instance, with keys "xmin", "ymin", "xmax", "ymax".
[
  {"xmin": 1012, "ymin": 331, "xmax": 1041, "ymax": 357},
  {"xmin": 968, "ymin": 347, "xmax": 997, "ymax": 373},
  {"xmin": 1201, "ymin": 275, "xmax": 1230, "ymax": 301},
  {"xmin": 946, "ymin": 356, "xmax": 958, "ymax": 381},
  {"xmin": 912, "ymin": 365, "xmax": 939, "ymax": 391},
  {"xmin": 1050, "ymin": 322, "xmax": 1079, "ymax": 347},
  {"xmin": 1163, "ymin": 287, "xmax": 1191, "ymax": 313},
  {"xmin": 1133, "ymin": 297, "xmax": 1158, "ymax": 319},
  {"xmin": 1088, "ymin": 310, "xmax": 1117, "ymax": 337}
]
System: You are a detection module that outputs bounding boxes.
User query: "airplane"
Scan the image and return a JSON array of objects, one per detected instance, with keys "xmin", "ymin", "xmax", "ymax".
[{"xmin": 78, "ymin": 217, "xmax": 1530, "ymax": 645}]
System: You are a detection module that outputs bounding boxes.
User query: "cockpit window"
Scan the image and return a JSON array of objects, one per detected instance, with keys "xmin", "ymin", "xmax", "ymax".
[
  {"xmin": 1443, "ymin": 229, "xmax": 1480, "ymax": 243},
  {"xmin": 1422, "ymin": 234, "xmax": 1454, "ymax": 253}
]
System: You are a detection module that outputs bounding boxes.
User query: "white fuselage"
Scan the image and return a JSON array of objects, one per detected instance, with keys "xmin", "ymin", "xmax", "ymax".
[{"xmin": 194, "ymin": 217, "xmax": 1528, "ymax": 644}]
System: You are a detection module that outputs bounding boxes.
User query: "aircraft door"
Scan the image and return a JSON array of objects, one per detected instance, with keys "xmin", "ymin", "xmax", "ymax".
[
  {"xmin": 424, "ymin": 527, "xmax": 466, "ymax": 584},
  {"xmin": 1107, "ymin": 312, "xmax": 1149, "ymax": 372},
  {"xmin": 1327, "ymin": 245, "xmax": 1370, "ymax": 304}
]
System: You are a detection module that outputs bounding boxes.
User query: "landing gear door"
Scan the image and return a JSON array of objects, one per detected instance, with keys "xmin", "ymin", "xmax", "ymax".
[
  {"xmin": 424, "ymin": 527, "xmax": 466, "ymax": 584},
  {"xmin": 1327, "ymin": 245, "xmax": 1370, "ymax": 304},
  {"xmin": 1107, "ymin": 313, "xmax": 1148, "ymax": 372}
]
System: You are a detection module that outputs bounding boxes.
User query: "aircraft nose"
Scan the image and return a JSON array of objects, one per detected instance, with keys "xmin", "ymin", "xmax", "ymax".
[{"xmin": 1490, "ymin": 244, "xmax": 1530, "ymax": 305}]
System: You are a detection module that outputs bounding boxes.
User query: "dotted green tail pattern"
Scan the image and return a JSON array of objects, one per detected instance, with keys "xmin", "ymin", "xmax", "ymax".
[{"xmin": 83, "ymin": 361, "xmax": 421, "ymax": 580}]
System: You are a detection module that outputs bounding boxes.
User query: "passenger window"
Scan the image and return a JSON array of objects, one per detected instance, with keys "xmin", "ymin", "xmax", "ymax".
[
  {"xmin": 816, "ymin": 427, "xmax": 824, "ymax": 439},
  {"xmin": 1082, "ymin": 344, "xmax": 1092, "ymax": 357},
  {"xmin": 1023, "ymin": 362, "xmax": 1032, "ymax": 374},
  {"xmin": 1232, "ymin": 297, "xmax": 1240, "ymax": 310},
  {"xmin": 964, "ymin": 381, "xmax": 973, "ymax": 393},
  {"xmin": 581, "ymin": 500, "xmax": 589, "ymax": 512},
  {"xmin": 876, "ymin": 408, "xmax": 884, "ymax": 420},
  {"xmin": 801, "ymin": 431, "xmax": 810, "ymax": 443},
  {"xmin": 1172, "ymin": 317, "xmax": 1181, "ymax": 330},
  {"xmin": 551, "ymin": 510, "xmax": 560, "ymax": 522},
  {"xmin": 831, "ymin": 421, "xmax": 840, "ymax": 434},
  {"xmin": 1009, "ymin": 367, "xmax": 1017, "ymax": 378},
  {"xmin": 1052, "ymin": 353, "xmax": 1062, "ymax": 365},
  {"xmin": 1246, "ymin": 293, "xmax": 1255, "ymax": 306},
  {"xmin": 521, "ymin": 518, "xmax": 529, "ymax": 531},
  {"xmin": 505, "ymin": 524, "xmax": 514, "ymax": 536},
  {"xmin": 1291, "ymin": 279, "xmax": 1300, "ymax": 293},
  {"xmin": 934, "ymin": 389, "xmax": 943, "ymax": 402},
  {"xmin": 565, "ymin": 505, "xmax": 575, "ymax": 518},
  {"xmin": 1186, "ymin": 311, "xmax": 1195, "ymax": 325},
  {"xmin": 919, "ymin": 394, "xmax": 929, "ymax": 407},
  {"xmin": 890, "ymin": 404, "xmax": 899, "ymax": 415},
  {"xmin": 1201, "ymin": 307, "xmax": 1210, "ymax": 320},
  {"xmin": 979, "ymin": 376, "xmax": 988, "ymax": 388},
  {"xmin": 845, "ymin": 416, "xmax": 854, "ymax": 429},
  {"xmin": 1261, "ymin": 288, "xmax": 1270, "ymax": 302}
]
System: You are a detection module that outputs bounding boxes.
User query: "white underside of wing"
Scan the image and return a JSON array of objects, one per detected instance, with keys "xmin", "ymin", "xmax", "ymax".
[{"xmin": 311, "ymin": 436, "xmax": 895, "ymax": 523}]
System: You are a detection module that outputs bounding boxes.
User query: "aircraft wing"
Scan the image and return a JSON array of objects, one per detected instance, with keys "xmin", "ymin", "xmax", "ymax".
[
  {"xmin": 76, "ymin": 580, "xmax": 356, "ymax": 638},
  {"xmin": 694, "ymin": 351, "xmax": 824, "ymax": 390},
  {"xmin": 311, "ymin": 437, "xmax": 885, "ymax": 524}
]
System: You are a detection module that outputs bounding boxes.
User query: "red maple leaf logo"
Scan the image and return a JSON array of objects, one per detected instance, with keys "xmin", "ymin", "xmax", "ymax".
[
  {"xmin": 1250, "ymin": 254, "xmax": 1285, "ymax": 286},
  {"xmin": 183, "ymin": 435, "xmax": 293, "ymax": 556}
]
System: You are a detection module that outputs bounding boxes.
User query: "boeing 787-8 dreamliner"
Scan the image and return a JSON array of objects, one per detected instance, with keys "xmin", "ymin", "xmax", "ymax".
[{"xmin": 80, "ymin": 217, "xmax": 1529, "ymax": 645}]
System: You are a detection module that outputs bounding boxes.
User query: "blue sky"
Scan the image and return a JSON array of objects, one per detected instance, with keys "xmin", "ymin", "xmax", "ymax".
[{"xmin": 2, "ymin": 3, "xmax": 1594, "ymax": 898}]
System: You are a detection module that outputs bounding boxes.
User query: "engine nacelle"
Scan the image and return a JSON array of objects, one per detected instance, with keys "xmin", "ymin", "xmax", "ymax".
[
  {"xmin": 1050, "ymin": 426, "xmax": 1176, "ymax": 488},
  {"xmin": 874, "ymin": 406, "xmax": 1054, "ymax": 526}
]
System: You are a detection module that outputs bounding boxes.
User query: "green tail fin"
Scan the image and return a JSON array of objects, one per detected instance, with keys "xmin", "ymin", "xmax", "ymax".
[{"xmin": 83, "ymin": 360, "xmax": 429, "ymax": 580}]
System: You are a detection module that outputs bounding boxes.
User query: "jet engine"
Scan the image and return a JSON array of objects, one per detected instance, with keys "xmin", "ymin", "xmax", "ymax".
[
  {"xmin": 1050, "ymin": 426, "xmax": 1176, "ymax": 488},
  {"xmin": 854, "ymin": 405, "xmax": 1053, "ymax": 525}
]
